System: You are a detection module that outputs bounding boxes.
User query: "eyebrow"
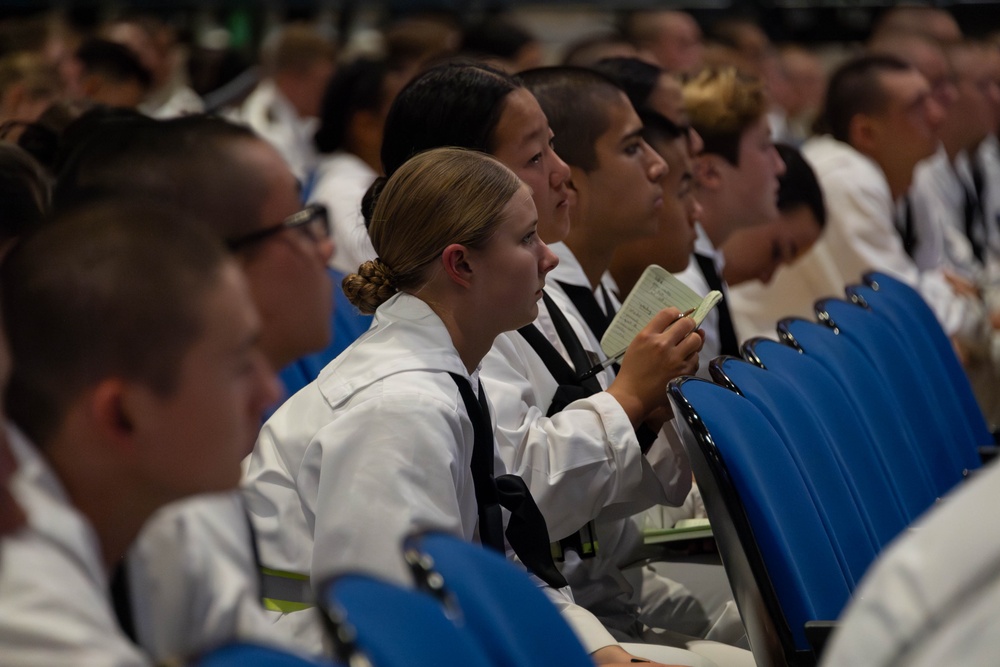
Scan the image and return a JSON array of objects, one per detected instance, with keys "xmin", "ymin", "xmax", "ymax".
[{"xmin": 620, "ymin": 126, "xmax": 644, "ymax": 145}]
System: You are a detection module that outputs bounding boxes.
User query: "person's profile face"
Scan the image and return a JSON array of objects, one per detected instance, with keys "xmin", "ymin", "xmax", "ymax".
[
  {"xmin": 875, "ymin": 69, "xmax": 944, "ymax": 171},
  {"xmin": 725, "ymin": 115, "xmax": 785, "ymax": 231},
  {"xmin": 574, "ymin": 95, "xmax": 666, "ymax": 242},
  {"xmin": 234, "ymin": 139, "xmax": 335, "ymax": 368},
  {"xmin": 491, "ymin": 88, "xmax": 571, "ymax": 244},
  {"xmin": 129, "ymin": 262, "xmax": 279, "ymax": 498}
]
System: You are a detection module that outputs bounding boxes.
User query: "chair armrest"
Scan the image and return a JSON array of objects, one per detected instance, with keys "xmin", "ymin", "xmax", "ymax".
[{"xmin": 804, "ymin": 620, "xmax": 839, "ymax": 659}]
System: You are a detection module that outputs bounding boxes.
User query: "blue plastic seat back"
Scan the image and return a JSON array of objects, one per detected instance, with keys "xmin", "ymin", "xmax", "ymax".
[
  {"xmin": 669, "ymin": 377, "xmax": 853, "ymax": 657},
  {"xmin": 745, "ymin": 337, "xmax": 936, "ymax": 520},
  {"xmin": 321, "ymin": 574, "xmax": 494, "ymax": 667},
  {"xmin": 817, "ymin": 297, "xmax": 981, "ymax": 476},
  {"xmin": 192, "ymin": 643, "xmax": 341, "ymax": 667},
  {"xmin": 405, "ymin": 532, "xmax": 592, "ymax": 667},
  {"xmin": 713, "ymin": 355, "xmax": 904, "ymax": 561},
  {"xmin": 853, "ymin": 275, "xmax": 992, "ymax": 445},
  {"xmin": 779, "ymin": 318, "xmax": 960, "ymax": 497}
]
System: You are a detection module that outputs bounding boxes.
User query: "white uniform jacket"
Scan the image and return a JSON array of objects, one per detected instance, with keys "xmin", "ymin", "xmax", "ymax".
[
  {"xmin": 123, "ymin": 492, "xmax": 294, "ymax": 664},
  {"xmin": 0, "ymin": 426, "xmax": 149, "ymax": 666},
  {"xmin": 308, "ymin": 151, "xmax": 378, "ymax": 274},
  {"xmin": 822, "ymin": 460, "xmax": 1000, "ymax": 667},
  {"xmin": 483, "ymin": 286, "xmax": 690, "ymax": 540},
  {"xmin": 793, "ymin": 135, "xmax": 982, "ymax": 341},
  {"xmin": 242, "ymin": 293, "xmax": 609, "ymax": 653},
  {"xmin": 541, "ymin": 243, "xmax": 694, "ymax": 637}
]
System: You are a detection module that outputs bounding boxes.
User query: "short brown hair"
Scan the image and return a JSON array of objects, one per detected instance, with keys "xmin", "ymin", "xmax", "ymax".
[
  {"xmin": 684, "ymin": 67, "xmax": 768, "ymax": 165},
  {"xmin": 2, "ymin": 199, "xmax": 230, "ymax": 447}
]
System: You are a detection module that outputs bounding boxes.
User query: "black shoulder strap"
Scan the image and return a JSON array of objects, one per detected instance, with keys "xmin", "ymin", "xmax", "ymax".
[{"xmin": 448, "ymin": 373, "xmax": 568, "ymax": 588}]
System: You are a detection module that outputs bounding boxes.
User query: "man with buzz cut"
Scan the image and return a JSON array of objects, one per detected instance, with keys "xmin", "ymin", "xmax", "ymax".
[
  {"xmin": 0, "ymin": 200, "xmax": 279, "ymax": 664},
  {"xmin": 764, "ymin": 54, "xmax": 985, "ymax": 352},
  {"xmin": 521, "ymin": 66, "xmax": 754, "ymax": 667}
]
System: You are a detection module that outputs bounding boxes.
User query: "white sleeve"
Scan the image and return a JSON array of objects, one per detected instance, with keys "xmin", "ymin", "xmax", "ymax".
[
  {"xmin": 125, "ymin": 493, "xmax": 294, "ymax": 664},
  {"xmin": 483, "ymin": 333, "xmax": 690, "ymax": 540},
  {"xmin": 0, "ymin": 532, "xmax": 151, "ymax": 667},
  {"xmin": 542, "ymin": 585, "xmax": 619, "ymax": 655},
  {"xmin": 303, "ymin": 391, "xmax": 470, "ymax": 587}
]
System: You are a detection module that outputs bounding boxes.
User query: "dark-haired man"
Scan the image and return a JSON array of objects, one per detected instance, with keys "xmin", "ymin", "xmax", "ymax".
[
  {"xmin": 0, "ymin": 202, "xmax": 278, "ymax": 664},
  {"xmin": 778, "ymin": 55, "xmax": 984, "ymax": 350}
]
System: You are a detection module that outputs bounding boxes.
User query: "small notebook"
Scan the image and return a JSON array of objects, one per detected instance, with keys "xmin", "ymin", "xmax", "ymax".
[{"xmin": 600, "ymin": 265, "xmax": 723, "ymax": 359}]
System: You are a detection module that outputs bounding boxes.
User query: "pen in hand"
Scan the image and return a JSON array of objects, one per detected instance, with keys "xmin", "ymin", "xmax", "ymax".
[{"xmin": 577, "ymin": 307, "xmax": 697, "ymax": 382}]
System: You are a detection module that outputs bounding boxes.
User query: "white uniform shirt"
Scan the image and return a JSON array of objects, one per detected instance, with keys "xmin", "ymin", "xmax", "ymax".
[
  {"xmin": 307, "ymin": 151, "xmax": 377, "ymax": 274},
  {"xmin": 123, "ymin": 493, "xmax": 295, "ymax": 664},
  {"xmin": 236, "ymin": 80, "xmax": 318, "ymax": 181},
  {"xmin": 542, "ymin": 243, "xmax": 694, "ymax": 637},
  {"xmin": 243, "ymin": 293, "xmax": 605, "ymax": 653},
  {"xmin": 822, "ymin": 460, "xmax": 1000, "ymax": 667},
  {"xmin": 0, "ymin": 426, "xmax": 149, "ymax": 666}
]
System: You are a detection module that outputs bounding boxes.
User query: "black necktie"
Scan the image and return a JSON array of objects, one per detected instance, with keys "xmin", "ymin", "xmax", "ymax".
[
  {"xmin": 896, "ymin": 196, "xmax": 918, "ymax": 259},
  {"xmin": 448, "ymin": 373, "xmax": 568, "ymax": 588},
  {"xmin": 694, "ymin": 253, "xmax": 740, "ymax": 357},
  {"xmin": 961, "ymin": 161, "xmax": 986, "ymax": 264},
  {"xmin": 556, "ymin": 280, "xmax": 614, "ymax": 340}
]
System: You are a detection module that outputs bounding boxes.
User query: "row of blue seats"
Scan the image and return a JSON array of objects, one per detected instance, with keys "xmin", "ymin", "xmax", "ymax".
[
  {"xmin": 192, "ymin": 533, "xmax": 594, "ymax": 667},
  {"xmin": 668, "ymin": 271, "xmax": 996, "ymax": 667}
]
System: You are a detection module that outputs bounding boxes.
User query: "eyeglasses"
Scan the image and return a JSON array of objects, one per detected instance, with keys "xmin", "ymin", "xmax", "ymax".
[{"xmin": 227, "ymin": 204, "xmax": 331, "ymax": 251}]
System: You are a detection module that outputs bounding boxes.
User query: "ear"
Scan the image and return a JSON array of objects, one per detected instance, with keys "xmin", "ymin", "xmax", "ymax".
[
  {"xmin": 848, "ymin": 114, "xmax": 877, "ymax": 154},
  {"xmin": 440, "ymin": 243, "xmax": 474, "ymax": 288},
  {"xmin": 87, "ymin": 378, "xmax": 140, "ymax": 455},
  {"xmin": 692, "ymin": 155, "xmax": 723, "ymax": 191}
]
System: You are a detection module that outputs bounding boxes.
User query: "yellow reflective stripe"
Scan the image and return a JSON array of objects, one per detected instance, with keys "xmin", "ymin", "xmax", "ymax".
[
  {"xmin": 260, "ymin": 567, "xmax": 314, "ymax": 612},
  {"xmin": 262, "ymin": 597, "xmax": 315, "ymax": 613},
  {"xmin": 260, "ymin": 566, "xmax": 310, "ymax": 581}
]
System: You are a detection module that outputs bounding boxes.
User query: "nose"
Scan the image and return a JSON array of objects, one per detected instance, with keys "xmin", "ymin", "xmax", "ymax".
[
  {"xmin": 644, "ymin": 140, "xmax": 667, "ymax": 182},
  {"xmin": 687, "ymin": 127, "xmax": 705, "ymax": 156},
  {"xmin": 548, "ymin": 145, "xmax": 571, "ymax": 191},
  {"xmin": 926, "ymin": 95, "xmax": 946, "ymax": 130},
  {"xmin": 538, "ymin": 239, "xmax": 559, "ymax": 274},
  {"xmin": 773, "ymin": 147, "xmax": 787, "ymax": 176},
  {"xmin": 318, "ymin": 236, "xmax": 335, "ymax": 264},
  {"xmin": 689, "ymin": 197, "xmax": 704, "ymax": 225}
]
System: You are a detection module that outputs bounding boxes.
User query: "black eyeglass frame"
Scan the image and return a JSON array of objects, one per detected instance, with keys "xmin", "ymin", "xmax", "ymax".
[{"xmin": 226, "ymin": 203, "xmax": 330, "ymax": 251}]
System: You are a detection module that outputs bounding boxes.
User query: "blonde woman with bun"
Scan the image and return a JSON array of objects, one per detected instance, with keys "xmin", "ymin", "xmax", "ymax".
[{"xmin": 243, "ymin": 147, "xmax": 569, "ymax": 649}]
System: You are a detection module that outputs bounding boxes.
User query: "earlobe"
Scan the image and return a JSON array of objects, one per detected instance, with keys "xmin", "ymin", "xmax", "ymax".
[
  {"xmin": 693, "ymin": 156, "xmax": 721, "ymax": 191},
  {"xmin": 849, "ymin": 115, "xmax": 876, "ymax": 153},
  {"xmin": 441, "ymin": 243, "xmax": 474, "ymax": 288},
  {"xmin": 89, "ymin": 379, "xmax": 138, "ymax": 452}
]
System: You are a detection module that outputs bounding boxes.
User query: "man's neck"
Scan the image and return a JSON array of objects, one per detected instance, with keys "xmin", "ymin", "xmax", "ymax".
[
  {"xmin": 46, "ymin": 447, "xmax": 153, "ymax": 573},
  {"xmin": 562, "ymin": 234, "xmax": 613, "ymax": 290}
]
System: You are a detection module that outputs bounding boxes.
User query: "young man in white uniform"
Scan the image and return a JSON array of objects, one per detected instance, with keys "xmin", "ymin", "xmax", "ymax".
[{"xmin": 0, "ymin": 202, "xmax": 278, "ymax": 665}]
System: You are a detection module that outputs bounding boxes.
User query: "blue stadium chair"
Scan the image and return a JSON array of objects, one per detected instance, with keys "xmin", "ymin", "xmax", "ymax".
[
  {"xmin": 852, "ymin": 271, "xmax": 994, "ymax": 444},
  {"xmin": 191, "ymin": 642, "xmax": 341, "ymax": 667},
  {"xmin": 320, "ymin": 573, "xmax": 494, "ymax": 667},
  {"xmin": 743, "ymin": 337, "xmax": 936, "ymax": 520},
  {"xmin": 669, "ymin": 376, "xmax": 851, "ymax": 667},
  {"xmin": 777, "ymin": 317, "xmax": 962, "ymax": 497},
  {"xmin": 404, "ymin": 532, "xmax": 593, "ymax": 667},
  {"xmin": 711, "ymin": 355, "xmax": 906, "ymax": 558},
  {"xmin": 815, "ymin": 297, "xmax": 981, "ymax": 477}
]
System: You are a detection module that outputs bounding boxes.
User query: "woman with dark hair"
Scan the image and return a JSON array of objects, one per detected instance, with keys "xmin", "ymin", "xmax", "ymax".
[
  {"xmin": 309, "ymin": 57, "xmax": 405, "ymax": 274},
  {"xmin": 360, "ymin": 60, "xmax": 707, "ymax": 665}
]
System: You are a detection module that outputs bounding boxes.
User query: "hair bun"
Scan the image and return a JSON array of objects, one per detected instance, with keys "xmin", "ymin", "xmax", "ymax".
[{"xmin": 342, "ymin": 257, "xmax": 397, "ymax": 314}]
